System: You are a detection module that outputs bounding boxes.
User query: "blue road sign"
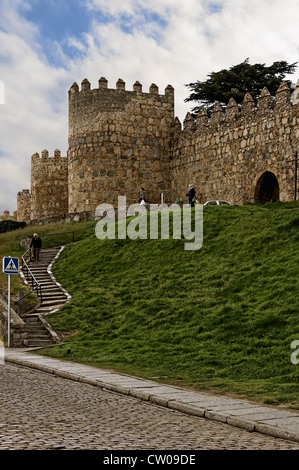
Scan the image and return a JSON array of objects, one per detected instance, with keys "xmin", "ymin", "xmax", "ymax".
[{"xmin": 2, "ymin": 257, "xmax": 19, "ymax": 275}]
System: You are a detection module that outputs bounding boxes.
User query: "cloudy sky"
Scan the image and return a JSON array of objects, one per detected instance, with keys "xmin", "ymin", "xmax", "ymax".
[{"xmin": 0, "ymin": 0, "xmax": 298, "ymax": 214}]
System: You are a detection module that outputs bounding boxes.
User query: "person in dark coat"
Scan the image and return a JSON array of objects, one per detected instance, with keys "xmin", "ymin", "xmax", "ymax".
[
  {"xmin": 186, "ymin": 184, "xmax": 196, "ymax": 207},
  {"xmin": 139, "ymin": 187, "xmax": 149, "ymax": 203},
  {"xmin": 30, "ymin": 233, "xmax": 42, "ymax": 262}
]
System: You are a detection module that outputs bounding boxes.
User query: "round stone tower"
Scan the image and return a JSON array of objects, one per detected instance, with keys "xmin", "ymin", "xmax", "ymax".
[
  {"xmin": 30, "ymin": 149, "xmax": 68, "ymax": 220},
  {"xmin": 67, "ymin": 77, "xmax": 175, "ymax": 212}
]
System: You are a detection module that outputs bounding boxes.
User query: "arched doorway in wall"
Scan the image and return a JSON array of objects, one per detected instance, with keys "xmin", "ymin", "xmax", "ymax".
[{"xmin": 255, "ymin": 171, "xmax": 279, "ymax": 203}]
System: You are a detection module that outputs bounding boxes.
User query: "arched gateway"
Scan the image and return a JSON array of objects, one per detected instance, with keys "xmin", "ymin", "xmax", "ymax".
[{"xmin": 255, "ymin": 171, "xmax": 279, "ymax": 203}]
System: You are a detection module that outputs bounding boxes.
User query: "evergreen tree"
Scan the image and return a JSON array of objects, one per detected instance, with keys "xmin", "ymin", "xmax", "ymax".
[{"xmin": 185, "ymin": 59, "xmax": 297, "ymax": 115}]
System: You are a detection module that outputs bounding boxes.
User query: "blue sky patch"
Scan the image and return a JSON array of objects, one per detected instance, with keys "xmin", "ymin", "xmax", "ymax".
[
  {"xmin": 21, "ymin": 0, "xmax": 108, "ymax": 64},
  {"xmin": 208, "ymin": 2, "xmax": 223, "ymax": 15},
  {"xmin": 21, "ymin": 1, "xmax": 168, "ymax": 65},
  {"xmin": 118, "ymin": 9, "xmax": 168, "ymax": 42}
]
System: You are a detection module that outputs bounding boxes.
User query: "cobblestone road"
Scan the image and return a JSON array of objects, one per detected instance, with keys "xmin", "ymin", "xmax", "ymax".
[{"xmin": 0, "ymin": 363, "xmax": 298, "ymax": 450}]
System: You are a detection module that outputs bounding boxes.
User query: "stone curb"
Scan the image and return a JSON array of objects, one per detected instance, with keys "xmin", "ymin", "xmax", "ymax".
[
  {"xmin": 5, "ymin": 354, "xmax": 299, "ymax": 445},
  {"xmin": 46, "ymin": 246, "xmax": 72, "ymax": 313}
]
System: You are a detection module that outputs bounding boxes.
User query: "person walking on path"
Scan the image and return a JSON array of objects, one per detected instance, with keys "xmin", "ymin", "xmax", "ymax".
[
  {"xmin": 186, "ymin": 184, "xmax": 196, "ymax": 207},
  {"xmin": 139, "ymin": 187, "xmax": 148, "ymax": 204},
  {"xmin": 30, "ymin": 233, "xmax": 42, "ymax": 262}
]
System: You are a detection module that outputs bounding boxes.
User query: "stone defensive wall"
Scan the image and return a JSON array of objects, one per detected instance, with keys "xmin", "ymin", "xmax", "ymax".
[
  {"xmin": 68, "ymin": 77, "xmax": 175, "ymax": 211},
  {"xmin": 170, "ymin": 82, "xmax": 299, "ymax": 204},
  {"xmin": 0, "ymin": 210, "xmax": 17, "ymax": 221},
  {"xmin": 23, "ymin": 210, "xmax": 96, "ymax": 229},
  {"xmin": 17, "ymin": 190, "xmax": 31, "ymax": 222},
  {"xmin": 30, "ymin": 149, "xmax": 68, "ymax": 220},
  {"xmin": 15, "ymin": 77, "xmax": 299, "ymax": 224}
]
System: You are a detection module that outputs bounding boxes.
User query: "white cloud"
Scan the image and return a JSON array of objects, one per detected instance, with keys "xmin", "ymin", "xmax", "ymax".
[
  {"xmin": 0, "ymin": 0, "xmax": 298, "ymax": 214},
  {"xmin": 71, "ymin": 0, "xmax": 299, "ymax": 121},
  {"xmin": 0, "ymin": 0, "xmax": 71, "ymax": 214},
  {"xmin": 87, "ymin": 0, "xmax": 205, "ymax": 17}
]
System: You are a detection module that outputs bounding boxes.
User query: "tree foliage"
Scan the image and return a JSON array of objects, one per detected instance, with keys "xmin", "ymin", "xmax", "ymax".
[
  {"xmin": 185, "ymin": 59, "xmax": 297, "ymax": 115},
  {"xmin": 0, "ymin": 219, "xmax": 27, "ymax": 233}
]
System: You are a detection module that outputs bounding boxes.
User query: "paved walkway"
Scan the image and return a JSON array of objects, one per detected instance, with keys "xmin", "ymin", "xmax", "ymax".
[{"xmin": 5, "ymin": 348, "xmax": 299, "ymax": 444}]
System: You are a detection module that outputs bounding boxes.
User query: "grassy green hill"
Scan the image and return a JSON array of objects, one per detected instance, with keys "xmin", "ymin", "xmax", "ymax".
[
  {"xmin": 1, "ymin": 204, "xmax": 298, "ymax": 406},
  {"xmin": 37, "ymin": 202, "xmax": 299, "ymax": 408}
]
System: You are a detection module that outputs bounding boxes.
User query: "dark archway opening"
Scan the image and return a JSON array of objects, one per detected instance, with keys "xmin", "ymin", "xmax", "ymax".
[{"xmin": 255, "ymin": 171, "xmax": 279, "ymax": 203}]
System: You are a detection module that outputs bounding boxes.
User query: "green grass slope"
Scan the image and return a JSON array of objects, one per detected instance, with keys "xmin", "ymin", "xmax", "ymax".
[{"xmin": 40, "ymin": 203, "xmax": 298, "ymax": 406}]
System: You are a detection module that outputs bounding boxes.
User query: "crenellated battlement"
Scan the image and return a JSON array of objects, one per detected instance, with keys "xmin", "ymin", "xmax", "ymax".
[
  {"xmin": 68, "ymin": 77, "xmax": 175, "ymax": 142},
  {"xmin": 17, "ymin": 189, "xmax": 30, "ymax": 197},
  {"xmin": 30, "ymin": 149, "xmax": 68, "ymax": 220},
  {"xmin": 69, "ymin": 77, "xmax": 174, "ymax": 98},
  {"xmin": 31, "ymin": 149, "xmax": 68, "ymax": 162},
  {"xmin": 0, "ymin": 210, "xmax": 17, "ymax": 221},
  {"xmin": 173, "ymin": 81, "xmax": 295, "ymax": 133}
]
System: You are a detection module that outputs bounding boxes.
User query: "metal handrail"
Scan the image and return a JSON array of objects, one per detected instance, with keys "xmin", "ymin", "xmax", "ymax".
[
  {"xmin": 40, "ymin": 224, "xmax": 97, "ymax": 243},
  {"xmin": 16, "ymin": 248, "xmax": 42, "ymax": 304}
]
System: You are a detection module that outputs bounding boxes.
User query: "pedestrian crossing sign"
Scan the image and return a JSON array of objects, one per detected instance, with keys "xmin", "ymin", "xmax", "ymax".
[{"xmin": 2, "ymin": 256, "xmax": 19, "ymax": 275}]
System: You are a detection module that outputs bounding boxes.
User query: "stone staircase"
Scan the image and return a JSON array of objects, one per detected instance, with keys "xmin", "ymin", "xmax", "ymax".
[
  {"xmin": 20, "ymin": 247, "xmax": 70, "ymax": 348},
  {"xmin": 22, "ymin": 315, "xmax": 55, "ymax": 348}
]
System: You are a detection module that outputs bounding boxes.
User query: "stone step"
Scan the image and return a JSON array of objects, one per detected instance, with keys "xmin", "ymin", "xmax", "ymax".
[
  {"xmin": 22, "ymin": 269, "xmax": 50, "ymax": 275},
  {"xmin": 38, "ymin": 306, "xmax": 66, "ymax": 313},
  {"xmin": 41, "ymin": 295, "xmax": 67, "ymax": 302},
  {"xmin": 29, "ymin": 272, "xmax": 52, "ymax": 276},
  {"xmin": 35, "ymin": 306, "xmax": 65, "ymax": 313},
  {"xmin": 26, "ymin": 331, "xmax": 50, "ymax": 339},
  {"xmin": 24, "ymin": 317, "xmax": 40, "ymax": 324},
  {"xmin": 28, "ymin": 258, "xmax": 57, "ymax": 264},
  {"xmin": 29, "ymin": 266, "xmax": 52, "ymax": 270},
  {"xmin": 41, "ymin": 298, "xmax": 64, "ymax": 303},
  {"xmin": 41, "ymin": 285, "xmax": 63, "ymax": 291},
  {"xmin": 23, "ymin": 314, "xmax": 55, "ymax": 347},
  {"xmin": 29, "ymin": 270, "xmax": 52, "ymax": 275},
  {"xmin": 41, "ymin": 290, "xmax": 66, "ymax": 295},
  {"xmin": 40, "ymin": 299, "xmax": 67, "ymax": 307},
  {"xmin": 30, "ymin": 268, "xmax": 53, "ymax": 273},
  {"xmin": 40, "ymin": 287, "xmax": 62, "ymax": 292},
  {"xmin": 42, "ymin": 290, "xmax": 65, "ymax": 297},
  {"xmin": 30, "ymin": 276, "xmax": 51, "ymax": 280},
  {"xmin": 27, "ymin": 266, "xmax": 50, "ymax": 272}
]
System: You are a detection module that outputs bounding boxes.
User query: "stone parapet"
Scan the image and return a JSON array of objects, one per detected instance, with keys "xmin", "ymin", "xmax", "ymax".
[
  {"xmin": 17, "ymin": 189, "xmax": 31, "ymax": 222},
  {"xmin": 30, "ymin": 150, "xmax": 68, "ymax": 220},
  {"xmin": 0, "ymin": 210, "xmax": 17, "ymax": 221}
]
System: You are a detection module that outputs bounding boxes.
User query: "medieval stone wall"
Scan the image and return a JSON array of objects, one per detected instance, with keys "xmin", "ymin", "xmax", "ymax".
[
  {"xmin": 17, "ymin": 189, "xmax": 31, "ymax": 221},
  {"xmin": 16, "ymin": 77, "xmax": 299, "ymax": 221},
  {"xmin": 30, "ymin": 149, "xmax": 68, "ymax": 220},
  {"xmin": 170, "ymin": 82, "xmax": 299, "ymax": 204},
  {"xmin": 68, "ymin": 78, "xmax": 174, "ymax": 211},
  {"xmin": 0, "ymin": 210, "xmax": 17, "ymax": 221}
]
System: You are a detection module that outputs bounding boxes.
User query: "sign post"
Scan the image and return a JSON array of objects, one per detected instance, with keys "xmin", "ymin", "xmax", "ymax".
[
  {"xmin": 7, "ymin": 273, "xmax": 11, "ymax": 348},
  {"xmin": 2, "ymin": 256, "xmax": 19, "ymax": 348}
]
